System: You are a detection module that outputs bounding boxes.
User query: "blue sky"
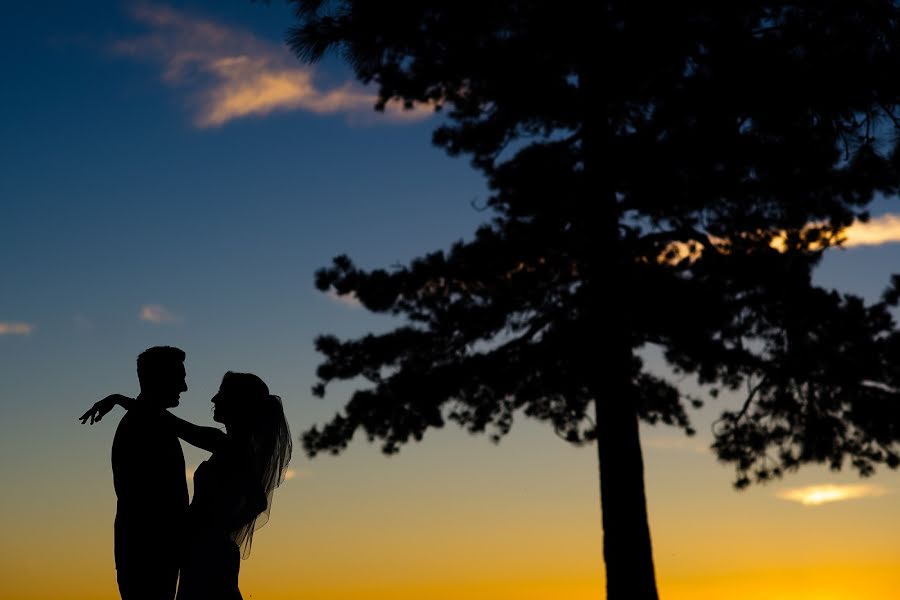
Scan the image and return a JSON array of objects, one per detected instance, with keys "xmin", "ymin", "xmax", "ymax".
[
  {"xmin": 0, "ymin": 2, "xmax": 503, "ymax": 499},
  {"xmin": 3, "ymin": 3, "xmax": 900, "ymax": 599},
  {"xmin": 0, "ymin": 0, "xmax": 489, "ymax": 391}
]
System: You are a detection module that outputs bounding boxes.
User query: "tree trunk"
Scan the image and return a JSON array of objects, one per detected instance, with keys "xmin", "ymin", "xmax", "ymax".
[
  {"xmin": 595, "ymin": 380, "xmax": 659, "ymax": 599},
  {"xmin": 579, "ymin": 28, "xmax": 658, "ymax": 596}
]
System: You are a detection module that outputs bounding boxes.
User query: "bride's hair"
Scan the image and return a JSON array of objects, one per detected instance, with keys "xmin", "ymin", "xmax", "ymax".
[{"xmin": 220, "ymin": 371, "xmax": 292, "ymax": 557}]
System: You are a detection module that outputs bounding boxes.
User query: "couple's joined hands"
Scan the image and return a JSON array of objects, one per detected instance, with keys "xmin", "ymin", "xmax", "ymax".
[{"xmin": 79, "ymin": 394, "xmax": 131, "ymax": 425}]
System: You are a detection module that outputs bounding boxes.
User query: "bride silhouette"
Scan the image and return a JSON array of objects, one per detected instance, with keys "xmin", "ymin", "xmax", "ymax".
[{"xmin": 83, "ymin": 371, "xmax": 292, "ymax": 600}]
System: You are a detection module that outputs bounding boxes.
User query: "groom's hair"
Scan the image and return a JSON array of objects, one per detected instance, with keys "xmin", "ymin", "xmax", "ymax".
[{"xmin": 137, "ymin": 346, "xmax": 186, "ymax": 388}]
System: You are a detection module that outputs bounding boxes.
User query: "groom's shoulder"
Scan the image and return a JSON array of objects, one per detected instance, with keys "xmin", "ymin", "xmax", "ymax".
[
  {"xmin": 112, "ymin": 409, "xmax": 140, "ymax": 447},
  {"xmin": 113, "ymin": 407, "xmax": 156, "ymax": 440},
  {"xmin": 116, "ymin": 407, "xmax": 141, "ymax": 428},
  {"xmin": 112, "ymin": 410, "xmax": 167, "ymax": 460}
]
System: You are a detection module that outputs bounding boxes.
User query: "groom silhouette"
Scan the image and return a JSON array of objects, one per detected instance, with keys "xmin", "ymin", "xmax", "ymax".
[{"xmin": 112, "ymin": 346, "xmax": 189, "ymax": 600}]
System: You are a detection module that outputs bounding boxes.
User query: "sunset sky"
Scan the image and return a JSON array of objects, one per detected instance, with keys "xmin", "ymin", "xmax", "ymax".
[{"xmin": 2, "ymin": 3, "xmax": 900, "ymax": 599}]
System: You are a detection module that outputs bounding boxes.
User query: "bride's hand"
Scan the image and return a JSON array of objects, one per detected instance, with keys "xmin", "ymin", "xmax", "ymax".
[{"xmin": 79, "ymin": 394, "xmax": 130, "ymax": 425}]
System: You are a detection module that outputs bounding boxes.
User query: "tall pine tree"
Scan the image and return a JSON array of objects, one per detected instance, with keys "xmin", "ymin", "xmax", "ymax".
[{"xmin": 285, "ymin": 3, "xmax": 900, "ymax": 597}]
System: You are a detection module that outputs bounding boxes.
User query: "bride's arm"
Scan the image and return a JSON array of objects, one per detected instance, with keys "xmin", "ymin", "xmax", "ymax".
[
  {"xmin": 79, "ymin": 394, "xmax": 225, "ymax": 452},
  {"xmin": 162, "ymin": 412, "xmax": 227, "ymax": 453},
  {"xmin": 79, "ymin": 393, "xmax": 135, "ymax": 424}
]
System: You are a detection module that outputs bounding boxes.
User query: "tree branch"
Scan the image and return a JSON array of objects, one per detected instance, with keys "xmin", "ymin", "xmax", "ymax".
[{"xmin": 734, "ymin": 376, "xmax": 767, "ymax": 421}]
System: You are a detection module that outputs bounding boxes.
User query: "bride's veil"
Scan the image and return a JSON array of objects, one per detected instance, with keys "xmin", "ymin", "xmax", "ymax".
[{"xmin": 230, "ymin": 390, "xmax": 292, "ymax": 559}]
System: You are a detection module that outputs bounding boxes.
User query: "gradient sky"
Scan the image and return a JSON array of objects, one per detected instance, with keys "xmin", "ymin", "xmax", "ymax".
[{"xmin": 3, "ymin": 3, "xmax": 900, "ymax": 599}]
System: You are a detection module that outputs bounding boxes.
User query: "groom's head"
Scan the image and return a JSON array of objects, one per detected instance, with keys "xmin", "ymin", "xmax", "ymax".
[{"xmin": 137, "ymin": 346, "xmax": 187, "ymax": 408}]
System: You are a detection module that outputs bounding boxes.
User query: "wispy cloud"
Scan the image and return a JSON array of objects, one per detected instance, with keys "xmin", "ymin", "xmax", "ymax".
[
  {"xmin": 842, "ymin": 213, "xmax": 900, "ymax": 247},
  {"xmin": 325, "ymin": 288, "xmax": 362, "ymax": 309},
  {"xmin": 115, "ymin": 3, "xmax": 432, "ymax": 127},
  {"xmin": 284, "ymin": 468, "xmax": 310, "ymax": 481},
  {"xmin": 658, "ymin": 213, "xmax": 900, "ymax": 264},
  {"xmin": 0, "ymin": 322, "xmax": 34, "ymax": 336},
  {"xmin": 139, "ymin": 304, "xmax": 180, "ymax": 324},
  {"xmin": 776, "ymin": 483, "xmax": 888, "ymax": 506}
]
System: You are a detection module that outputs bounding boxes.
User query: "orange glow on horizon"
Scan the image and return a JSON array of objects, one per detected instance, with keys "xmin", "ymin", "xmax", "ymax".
[{"xmin": 658, "ymin": 563, "xmax": 900, "ymax": 600}]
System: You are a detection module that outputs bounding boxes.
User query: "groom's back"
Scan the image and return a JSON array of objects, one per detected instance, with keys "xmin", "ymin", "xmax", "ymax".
[{"xmin": 112, "ymin": 406, "xmax": 188, "ymax": 569}]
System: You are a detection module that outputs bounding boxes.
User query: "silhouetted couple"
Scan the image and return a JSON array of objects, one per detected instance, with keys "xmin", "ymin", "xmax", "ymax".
[{"xmin": 80, "ymin": 346, "xmax": 292, "ymax": 600}]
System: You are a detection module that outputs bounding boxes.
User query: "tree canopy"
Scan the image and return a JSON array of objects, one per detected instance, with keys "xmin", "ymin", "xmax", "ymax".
[{"xmin": 285, "ymin": 2, "xmax": 900, "ymax": 597}]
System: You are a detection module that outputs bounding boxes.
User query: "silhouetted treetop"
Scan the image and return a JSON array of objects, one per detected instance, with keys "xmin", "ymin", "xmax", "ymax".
[{"xmin": 292, "ymin": 0, "xmax": 900, "ymax": 481}]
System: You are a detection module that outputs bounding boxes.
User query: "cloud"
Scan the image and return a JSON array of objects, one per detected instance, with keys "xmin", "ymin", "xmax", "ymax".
[
  {"xmin": 770, "ymin": 213, "xmax": 900, "ymax": 251},
  {"xmin": 657, "ymin": 212, "xmax": 900, "ymax": 264},
  {"xmin": 776, "ymin": 483, "xmax": 888, "ymax": 506},
  {"xmin": 284, "ymin": 468, "xmax": 310, "ymax": 481},
  {"xmin": 842, "ymin": 213, "xmax": 900, "ymax": 247},
  {"xmin": 115, "ymin": 3, "xmax": 433, "ymax": 127},
  {"xmin": 0, "ymin": 322, "xmax": 34, "ymax": 335},
  {"xmin": 139, "ymin": 304, "xmax": 180, "ymax": 324},
  {"xmin": 325, "ymin": 288, "xmax": 362, "ymax": 309}
]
